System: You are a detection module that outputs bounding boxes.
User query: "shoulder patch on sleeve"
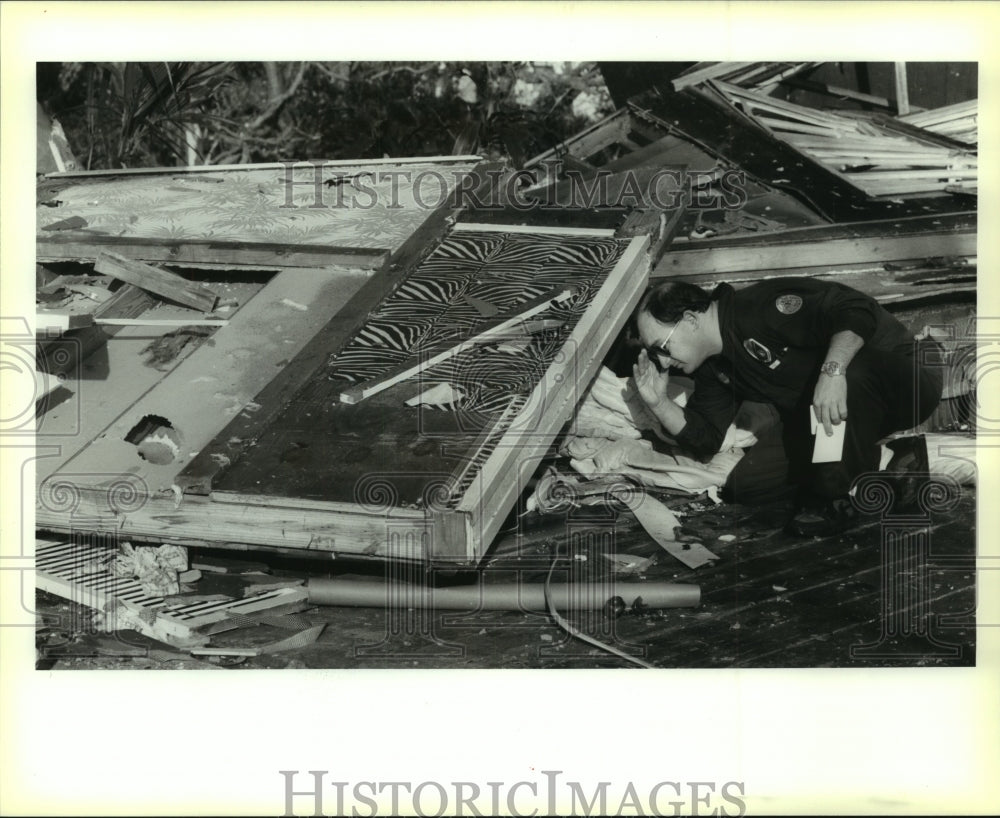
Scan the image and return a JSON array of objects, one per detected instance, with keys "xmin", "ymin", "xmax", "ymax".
[{"xmin": 775, "ymin": 294, "xmax": 802, "ymax": 314}]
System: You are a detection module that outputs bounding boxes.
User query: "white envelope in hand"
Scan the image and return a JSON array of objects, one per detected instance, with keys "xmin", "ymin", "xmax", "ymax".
[{"xmin": 811, "ymin": 406, "xmax": 846, "ymax": 463}]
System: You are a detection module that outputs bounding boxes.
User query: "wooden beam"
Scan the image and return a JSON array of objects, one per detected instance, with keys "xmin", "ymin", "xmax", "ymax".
[
  {"xmin": 94, "ymin": 283, "xmax": 157, "ymax": 322},
  {"xmin": 657, "ymin": 227, "xmax": 976, "ymax": 278},
  {"xmin": 453, "ymin": 236, "xmax": 650, "ymax": 560},
  {"xmin": 894, "ymin": 62, "xmax": 910, "ymax": 116},
  {"xmin": 94, "ymin": 252, "xmax": 219, "ymax": 311},
  {"xmin": 35, "ymin": 489, "xmax": 428, "ymax": 561},
  {"xmin": 38, "ymin": 235, "xmax": 389, "ymax": 271}
]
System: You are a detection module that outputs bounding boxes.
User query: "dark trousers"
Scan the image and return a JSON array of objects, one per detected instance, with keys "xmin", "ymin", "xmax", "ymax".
[{"xmin": 723, "ymin": 341, "xmax": 944, "ymax": 506}]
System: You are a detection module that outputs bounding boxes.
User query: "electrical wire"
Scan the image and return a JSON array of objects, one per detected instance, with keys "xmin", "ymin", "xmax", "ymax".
[{"xmin": 542, "ymin": 551, "xmax": 656, "ymax": 669}]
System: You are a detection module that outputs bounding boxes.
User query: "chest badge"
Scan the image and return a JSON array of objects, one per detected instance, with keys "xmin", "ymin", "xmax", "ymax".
[
  {"xmin": 776, "ymin": 294, "xmax": 802, "ymax": 314},
  {"xmin": 743, "ymin": 337, "xmax": 773, "ymax": 364}
]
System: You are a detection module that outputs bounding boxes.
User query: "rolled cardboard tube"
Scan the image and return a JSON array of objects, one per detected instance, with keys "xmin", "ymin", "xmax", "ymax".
[{"xmin": 307, "ymin": 578, "xmax": 700, "ymax": 610}]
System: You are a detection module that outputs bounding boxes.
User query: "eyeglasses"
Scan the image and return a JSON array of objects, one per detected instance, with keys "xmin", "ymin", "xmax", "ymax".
[{"xmin": 646, "ymin": 321, "xmax": 679, "ymax": 366}]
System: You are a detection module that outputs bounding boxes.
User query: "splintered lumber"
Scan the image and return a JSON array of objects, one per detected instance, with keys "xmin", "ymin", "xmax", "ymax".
[
  {"xmin": 899, "ymin": 99, "xmax": 977, "ymax": 145},
  {"xmin": 306, "ymin": 576, "xmax": 700, "ymax": 610},
  {"xmin": 35, "ymin": 537, "xmax": 309, "ymax": 648},
  {"xmin": 95, "ymin": 251, "xmax": 219, "ymax": 312},
  {"xmin": 710, "ymin": 81, "xmax": 977, "ymax": 197},
  {"xmin": 338, "ymin": 287, "xmax": 576, "ymax": 404}
]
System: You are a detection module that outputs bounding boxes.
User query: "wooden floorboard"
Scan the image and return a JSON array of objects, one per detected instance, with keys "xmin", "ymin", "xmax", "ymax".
[{"xmin": 35, "ymin": 486, "xmax": 976, "ymax": 668}]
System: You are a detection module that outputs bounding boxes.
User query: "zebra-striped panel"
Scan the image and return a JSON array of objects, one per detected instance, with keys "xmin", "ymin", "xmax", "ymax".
[{"xmin": 326, "ymin": 230, "xmax": 626, "ymax": 413}]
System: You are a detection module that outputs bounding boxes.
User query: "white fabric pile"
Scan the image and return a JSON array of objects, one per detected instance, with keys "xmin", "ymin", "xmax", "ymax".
[{"xmin": 561, "ymin": 367, "xmax": 758, "ymax": 495}]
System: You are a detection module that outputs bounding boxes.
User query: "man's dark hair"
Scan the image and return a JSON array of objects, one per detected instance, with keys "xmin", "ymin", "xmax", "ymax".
[{"xmin": 638, "ymin": 281, "xmax": 713, "ymax": 324}]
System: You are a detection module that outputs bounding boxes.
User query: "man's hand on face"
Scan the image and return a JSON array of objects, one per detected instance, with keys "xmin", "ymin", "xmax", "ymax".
[{"xmin": 633, "ymin": 348, "xmax": 671, "ymax": 410}]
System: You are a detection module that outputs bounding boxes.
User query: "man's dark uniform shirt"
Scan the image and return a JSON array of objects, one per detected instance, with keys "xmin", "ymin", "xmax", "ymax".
[{"xmin": 675, "ymin": 278, "xmax": 914, "ymax": 459}]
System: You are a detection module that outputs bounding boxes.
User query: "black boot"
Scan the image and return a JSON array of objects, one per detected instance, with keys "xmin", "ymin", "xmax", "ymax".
[
  {"xmin": 785, "ymin": 496, "xmax": 859, "ymax": 537},
  {"xmin": 883, "ymin": 435, "xmax": 930, "ymax": 513}
]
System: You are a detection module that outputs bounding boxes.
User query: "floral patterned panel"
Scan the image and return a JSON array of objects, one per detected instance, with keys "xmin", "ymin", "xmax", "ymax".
[{"xmin": 37, "ymin": 161, "xmax": 477, "ymax": 251}]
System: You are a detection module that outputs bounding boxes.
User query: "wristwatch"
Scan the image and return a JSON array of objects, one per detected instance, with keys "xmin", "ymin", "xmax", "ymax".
[{"xmin": 820, "ymin": 361, "xmax": 845, "ymax": 377}]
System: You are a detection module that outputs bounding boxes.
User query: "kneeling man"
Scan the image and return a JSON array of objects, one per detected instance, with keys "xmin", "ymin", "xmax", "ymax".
[{"xmin": 632, "ymin": 277, "xmax": 943, "ymax": 535}]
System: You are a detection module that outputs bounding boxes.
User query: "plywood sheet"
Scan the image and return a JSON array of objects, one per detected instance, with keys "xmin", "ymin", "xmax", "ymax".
[
  {"xmin": 42, "ymin": 267, "xmax": 371, "ymax": 497},
  {"xmin": 38, "ymin": 159, "xmax": 477, "ymax": 255}
]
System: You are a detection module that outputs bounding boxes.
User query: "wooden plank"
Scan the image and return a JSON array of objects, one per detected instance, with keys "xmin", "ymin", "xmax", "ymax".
[
  {"xmin": 35, "ymin": 490, "xmax": 427, "ymax": 560},
  {"xmin": 339, "ymin": 288, "xmax": 576, "ymax": 404},
  {"xmin": 672, "ymin": 62, "xmax": 755, "ymax": 91},
  {"xmin": 93, "ymin": 283, "xmax": 157, "ymax": 321},
  {"xmin": 174, "ymin": 161, "xmax": 502, "ymax": 495},
  {"xmin": 759, "ymin": 119, "xmax": 861, "ymax": 138},
  {"xmin": 523, "ymin": 108, "xmax": 632, "ymax": 168},
  {"xmin": 459, "ymin": 203, "xmax": 629, "ymax": 231},
  {"xmin": 669, "ymin": 211, "xmax": 975, "ymax": 246},
  {"xmin": 51, "ymin": 267, "xmax": 370, "ymax": 495},
  {"xmin": 94, "ymin": 317, "xmax": 231, "ymax": 327},
  {"xmin": 454, "ymin": 236, "xmax": 650, "ymax": 560},
  {"xmin": 900, "ymin": 100, "xmax": 977, "ymax": 127},
  {"xmin": 34, "ymin": 311, "xmax": 94, "ymax": 333},
  {"xmin": 38, "ymin": 235, "xmax": 389, "ymax": 270},
  {"xmin": 784, "ymin": 136, "xmax": 940, "ymax": 152},
  {"xmin": 894, "ymin": 62, "xmax": 910, "ymax": 115},
  {"xmin": 94, "ymin": 252, "xmax": 219, "ymax": 311},
  {"xmin": 870, "ymin": 113, "xmax": 976, "ymax": 151},
  {"xmin": 657, "ymin": 230, "xmax": 976, "ymax": 277},
  {"xmin": 718, "ymin": 82, "xmax": 859, "ymax": 130},
  {"xmin": 782, "ymin": 76, "xmax": 896, "ymax": 110},
  {"xmin": 451, "ymin": 222, "xmax": 617, "ymax": 237},
  {"xmin": 43, "ymin": 155, "xmax": 483, "ymax": 178},
  {"xmin": 617, "ymin": 202, "xmax": 688, "ymax": 269},
  {"xmin": 845, "ymin": 169, "xmax": 977, "ymax": 181}
]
